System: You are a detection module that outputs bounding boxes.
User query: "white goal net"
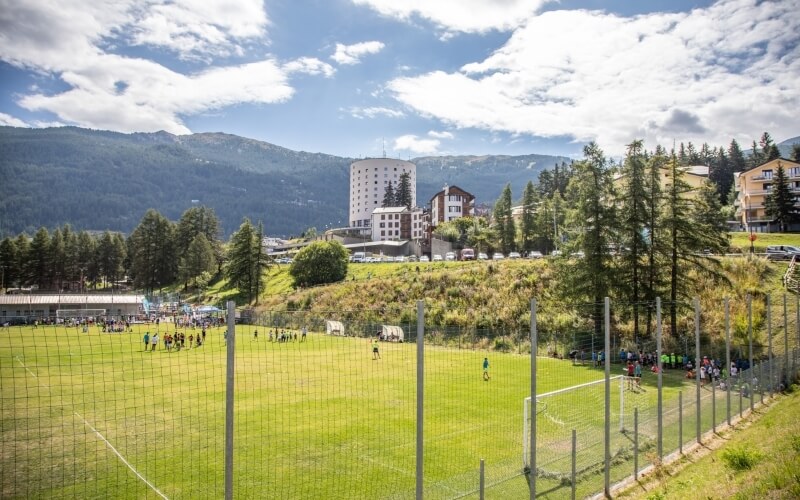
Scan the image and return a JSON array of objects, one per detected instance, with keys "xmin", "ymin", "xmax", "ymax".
[
  {"xmin": 523, "ymin": 374, "xmax": 652, "ymax": 480},
  {"xmin": 56, "ymin": 309, "xmax": 106, "ymax": 320}
]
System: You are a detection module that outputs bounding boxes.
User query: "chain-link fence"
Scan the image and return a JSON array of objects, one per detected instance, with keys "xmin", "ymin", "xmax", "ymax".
[{"xmin": 2, "ymin": 294, "xmax": 799, "ymax": 499}]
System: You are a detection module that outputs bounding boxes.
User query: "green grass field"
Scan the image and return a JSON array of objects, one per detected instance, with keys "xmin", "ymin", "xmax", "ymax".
[{"xmin": 1, "ymin": 321, "xmax": 752, "ymax": 499}]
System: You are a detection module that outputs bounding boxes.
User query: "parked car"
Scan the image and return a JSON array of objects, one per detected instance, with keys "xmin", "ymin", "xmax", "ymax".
[
  {"xmin": 477, "ymin": 252, "xmax": 489, "ymax": 260},
  {"xmin": 492, "ymin": 252, "xmax": 504, "ymax": 260},
  {"xmin": 527, "ymin": 251, "xmax": 544, "ymax": 259},
  {"xmin": 419, "ymin": 255, "xmax": 430, "ymax": 262},
  {"xmin": 408, "ymin": 255, "xmax": 418, "ymax": 262},
  {"xmin": 445, "ymin": 251, "xmax": 456, "ymax": 261},
  {"xmin": 766, "ymin": 245, "xmax": 800, "ymax": 261},
  {"xmin": 460, "ymin": 248, "xmax": 475, "ymax": 260},
  {"xmin": 432, "ymin": 254, "xmax": 443, "ymax": 261},
  {"xmin": 508, "ymin": 251, "xmax": 522, "ymax": 259}
]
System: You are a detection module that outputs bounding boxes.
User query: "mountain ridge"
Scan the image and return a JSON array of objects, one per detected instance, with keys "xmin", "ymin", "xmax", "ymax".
[{"xmin": 0, "ymin": 126, "xmax": 570, "ymax": 238}]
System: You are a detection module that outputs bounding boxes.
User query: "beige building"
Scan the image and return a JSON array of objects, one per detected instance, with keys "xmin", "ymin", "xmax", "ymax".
[
  {"xmin": 734, "ymin": 158, "xmax": 800, "ymax": 232},
  {"xmin": 613, "ymin": 165, "xmax": 709, "ymax": 197},
  {"xmin": 370, "ymin": 206, "xmax": 424, "ymax": 242}
]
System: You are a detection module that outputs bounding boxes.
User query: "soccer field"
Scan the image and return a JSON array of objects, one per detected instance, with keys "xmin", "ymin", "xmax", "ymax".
[{"xmin": 1, "ymin": 322, "xmax": 714, "ymax": 499}]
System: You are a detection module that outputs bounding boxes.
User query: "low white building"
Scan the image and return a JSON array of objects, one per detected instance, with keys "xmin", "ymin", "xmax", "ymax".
[
  {"xmin": 371, "ymin": 206, "xmax": 424, "ymax": 242},
  {"xmin": 0, "ymin": 294, "xmax": 144, "ymax": 320}
]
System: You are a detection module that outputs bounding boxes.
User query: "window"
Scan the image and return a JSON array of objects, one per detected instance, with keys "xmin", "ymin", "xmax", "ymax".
[
  {"xmin": 381, "ymin": 215, "xmax": 385, "ymax": 220},
  {"xmin": 764, "ymin": 183, "xmax": 773, "ymax": 191},
  {"xmin": 791, "ymin": 167, "xmax": 800, "ymax": 177},
  {"xmin": 763, "ymin": 170, "xmax": 773, "ymax": 179},
  {"xmin": 379, "ymin": 222, "xmax": 385, "ymax": 228}
]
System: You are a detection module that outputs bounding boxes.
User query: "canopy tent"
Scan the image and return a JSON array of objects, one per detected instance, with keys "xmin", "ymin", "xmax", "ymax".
[
  {"xmin": 326, "ymin": 320, "xmax": 345, "ymax": 336},
  {"xmin": 196, "ymin": 305, "xmax": 221, "ymax": 313},
  {"xmin": 380, "ymin": 325, "xmax": 404, "ymax": 342}
]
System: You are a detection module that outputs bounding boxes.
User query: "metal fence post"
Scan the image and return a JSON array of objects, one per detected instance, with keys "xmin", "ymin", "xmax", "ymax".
[
  {"xmin": 530, "ymin": 299, "xmax": 537, "ymax": 500},
  {"xmin": 678, "ymin": 391, "xmax": 683, "ymax": 454},
  {"xmin": 739, "ymin": 380, "xmax": 743, "ymax": 418},
  {"xmin": 634, "ymin": 407, "xmax": 639, "ymax": 480},
  {"xmin": 656, "ymin": 297, "xmax": 663, "ymax": 460},
  {"xmin": 224, "ymin": 300, "xmax": 236, "ymax": 500},
  {"xmin": 768, "ymin": 294, "xmax": 773, "ymax": 399},
  {"xmin": 416, "ymin": 300, "xmax": 424, "ymax": 500},
  {"xmin": 725, "ymin": 297, "xmax": 731, "ymax": 427},
  {"xmin": 712, "ymin": 379, "xmax": 716, "ymax": 434},
  {"xmin": 759, "ymin": 362, "xmax": 764, "ymax": 405},
  {"xmin": 479, "ymin": 459, "xmax": 485, "ymax": 500},
  {"xmin": 604, "ymin": 297, "xmax": 611, "ymax": 499},
  {"xmin": 571, "ymin": 429, "xmax": 577, "ymax": 500},
  {"xmin": 694, "ymin": 297, "xmax": 701, "ymax": 444},
  {"xmin": 785, "ymin": 294, "xmax": 790, "ymax": 390},
  {"xmin": 748, "ymin": 294, "xmax": 754, "ymax": 413}
]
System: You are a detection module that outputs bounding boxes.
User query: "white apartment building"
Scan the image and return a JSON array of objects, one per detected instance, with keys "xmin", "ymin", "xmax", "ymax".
[
  {"xmin": 371, "ymin": 207, "xmax": 424, "ymax": 242},
  {"xmin": 349, "ymin": 158, "xmax": 416, "ymax": 229}
]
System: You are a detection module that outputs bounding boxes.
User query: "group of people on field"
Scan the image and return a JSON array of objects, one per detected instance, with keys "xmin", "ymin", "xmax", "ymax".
[
  {"xmin": 254, "ymin": 327, "xmax": 308, "ymax": 343},
  {"xmin": 142, "ymin": 328, "xmax": 207, "ymax": 351}
]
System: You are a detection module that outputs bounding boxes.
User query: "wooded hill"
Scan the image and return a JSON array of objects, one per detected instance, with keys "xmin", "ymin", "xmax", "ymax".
[{"xmin": 0, "ymin": 126, "xmax": 570, "ymax": 238}]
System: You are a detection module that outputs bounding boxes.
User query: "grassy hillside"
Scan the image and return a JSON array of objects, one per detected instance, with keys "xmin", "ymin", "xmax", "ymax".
[{"xmin": 617, "ymin": 389, "xmax": 800, "ymax": 499}]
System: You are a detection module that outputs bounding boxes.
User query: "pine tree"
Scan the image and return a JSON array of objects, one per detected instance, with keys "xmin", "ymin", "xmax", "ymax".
[
  {"xmin": 562, "ymin": 142, "xmax": 617, "ymax": 336},
  {"xmin": 618, "ymin": 140, "xmax": 649, "ymax": 342},
  {"xmin": 48, "ymin": 228, "xmax": 65, "ymax": 289},
  {"xmin": 397, "ymin": 172, "xmax": 412, "ymax": 209},
  {"xmin": 382, "ymin": 181, "xmax": 396, "ymax": 207},
  {"xmin": 179, "ymin": 233, "xmax": 216, "ymax": 288},
  {"xmin": 728, "ymin": 139, "xmax": 747, "ymax": 173},
  {"xmin": 0, "ymin": 237, "xmax": 19, "ymax": 289},
  {"xmin": 225, "ymin": 218, "xmax": 266, "ymax": 303},
  {"xmin": 708, "ymin": 147, "xmax": 732, "ymax": 204},
  {"xmin": 520, "ymin": 181, "xmax": 537, "ymax": 253},
  {"xmin": 791, "ymin": 144, "xmax": 800, "ymax": 163},
  {"xmin": 129, "ymin": 209, "xmax": 176, "ymax": 292},
  {"xmin": 493, "ymin": 184, "xmax": 515, "ymax": 253},
  {"xmin": 765, "ymin": 164, "xmax": 798, "ymax": 232},
  {"xmin": 176, "ymin": 206, "xmax": 222, "ymax": 274},
  {"xmin": 26, "ymin": 228, "xmax": 50, "ymax": 289}
]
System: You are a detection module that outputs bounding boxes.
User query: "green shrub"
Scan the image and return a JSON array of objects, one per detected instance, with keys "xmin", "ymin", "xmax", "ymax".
[{"xmin": 721, "ymin": 446, "xmax": 763, "ymax": 471}]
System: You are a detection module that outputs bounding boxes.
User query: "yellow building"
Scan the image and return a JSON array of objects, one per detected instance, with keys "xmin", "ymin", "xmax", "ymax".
[
  {"xmin": 613, "ymin": 165, "xmax": 709, "ymax": 198},
  {"xmin": 734, "ymin": 158, "xmax": 800, "ymax": 232}
]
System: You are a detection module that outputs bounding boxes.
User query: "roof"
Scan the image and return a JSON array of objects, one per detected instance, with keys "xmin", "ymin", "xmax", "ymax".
[
  {"xmin": 0, "ymin": 294, "xmax": 143, "ymax": 305},
  {"xmin": 683, "ymin": 165, "xmax": 709, "ymax": 177},
  {"xmin": 429, "ymin": 184, "xmax": 474, "ymax": 202},
  {"xmin": 372, "ymin": 206, "xmax": 409, "ymax": 214},
  {"xmin": 738, "ymin": 157, "xmax": 800, "ymax": 176}
]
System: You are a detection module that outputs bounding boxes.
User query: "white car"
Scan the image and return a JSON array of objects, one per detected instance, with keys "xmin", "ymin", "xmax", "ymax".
[
  {"xmin": 527, "ymin": 251, "xmax": 544, "ymax": 259},
  {"xmin": 445, "ymin": 251, "xmax": 456, "ymax": 261},
  {"xmin": 478, "ymin": 252, "xmax": 489, "ymax": 260},
  {"xmin": 508, "ymin": 251, "xmax": 522, "ymax": 259},
  {"xmin": 420, "ymin": 255, "xmax": 430, "ymax": 262},
  {"xmin": 492, "ymin": 252, "xmax": 504, "ymax": 260},
  {"xmin": 432, "ymin": 254, "xmax": 443, "ymax": 261}
]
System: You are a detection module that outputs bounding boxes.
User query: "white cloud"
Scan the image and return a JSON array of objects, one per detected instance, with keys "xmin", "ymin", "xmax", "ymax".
[
  {"xmin": 428, "ymin": 130, "xmax": 454, "ymax": 139},
  {"xmin": 394, "ymin": 134, "xmax": 440, "ymax": 155},
  {"xmin": 331, "ymin": 41, "xmax": 385, "ymax": 65},
  {"xmin": 283, "ymin": 57, "xmax": 335, "ymax": 77},
  {"xmin": 351, "ymin": 0, "xmax": 549, "ymax": 34},
  {"xmin": 348, "ymin": 106, "xmax": 405, "ymax": 119},
  {"xmin": 0, "ymin": 0, "xmax": 327, "ymax": 134},
  {"xmin": 0, "ymin": 112, "xmax": 29, "ymax": 127},
  {"xmin": 130, "ymin": 0, "xmax": 269, "ymax": 59},
  {"xmin": 387, "ymin": 0, "xmax": 800, "ymax": 155}
]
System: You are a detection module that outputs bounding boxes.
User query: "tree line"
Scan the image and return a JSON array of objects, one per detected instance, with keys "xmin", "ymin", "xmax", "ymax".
[{"xmin": 0, "ymin": 206, "xmax": 271, "ymax": 304}]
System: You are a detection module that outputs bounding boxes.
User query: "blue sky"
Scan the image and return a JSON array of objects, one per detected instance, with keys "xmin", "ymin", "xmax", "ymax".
[{"xmin": 0, "ymin": 0, "xmax": 797, "ymax": 159}]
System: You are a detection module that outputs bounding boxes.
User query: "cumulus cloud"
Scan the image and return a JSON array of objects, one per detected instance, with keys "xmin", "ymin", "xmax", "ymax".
[
  {"xmin": 351, "ymin": 0, "xmax": 549, "ymax": 34},
  {"xmin": 331, "ymin": 41, "xmax": 385, "ymax": 65},
  {"xmin": 0, "ymin": 0, "xmax": 324, "ymax": 134},
  {"xmin": 283, "ymin": 57, "xmax": 335, "ymax": 77},
  {"xmin": 394, "ymin": 134, "xmax": 440, "ymax": 155},
  {"xmin": 387, "ymin": 0, "xmax": 800, "ymax": 154},
  {"xmin": 0, "ymin": 112, "xmax": 29, "ymax": 127},
  {"xmin": 348, "ymin": 106, "xmax": 405, "ymax": 119}
]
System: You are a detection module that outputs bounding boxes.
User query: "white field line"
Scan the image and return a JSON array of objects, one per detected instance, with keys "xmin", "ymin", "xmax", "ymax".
[
  {"xmin": 73, "ymin": 411, "xmax": 168, "ymax": 500},
  {"xmin": 14, "ymin": 356, "xmax": 169, "ymax": 500}
]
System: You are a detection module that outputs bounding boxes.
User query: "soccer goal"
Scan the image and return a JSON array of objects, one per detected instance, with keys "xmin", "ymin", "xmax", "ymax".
[
  {"xmin": 56, "ymin": 309, "xmax": 106, "ymax": 320},
  {"xmin": 523, "ymin": 375, "xmax": 639, "ymax": 476}
]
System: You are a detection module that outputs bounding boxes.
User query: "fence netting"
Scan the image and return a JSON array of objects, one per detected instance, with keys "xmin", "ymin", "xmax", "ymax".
[{"xmin": 2, "ymin": 294, "xmax": 800, "ymax": 499}]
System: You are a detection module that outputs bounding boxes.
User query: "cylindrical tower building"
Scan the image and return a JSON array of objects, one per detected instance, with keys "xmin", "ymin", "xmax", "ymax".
[{"xmin": 349, "ymin": 158, "xmax": 416, "ymax": 229}]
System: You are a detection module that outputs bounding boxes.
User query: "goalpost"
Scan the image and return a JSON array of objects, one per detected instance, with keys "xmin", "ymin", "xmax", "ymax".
[
  {"xmin": 523, "ymin": 375, "xmax": 633, "ymax": 474},
  {"xmin": 56, "ymin": 309, "xmax": 106, "ymax": 320}
]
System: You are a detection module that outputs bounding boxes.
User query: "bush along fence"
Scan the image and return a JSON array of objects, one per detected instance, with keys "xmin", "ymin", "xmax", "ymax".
[{"xmin": 1, "ymin": 295, "xmax": 799, "ymax": 499}]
